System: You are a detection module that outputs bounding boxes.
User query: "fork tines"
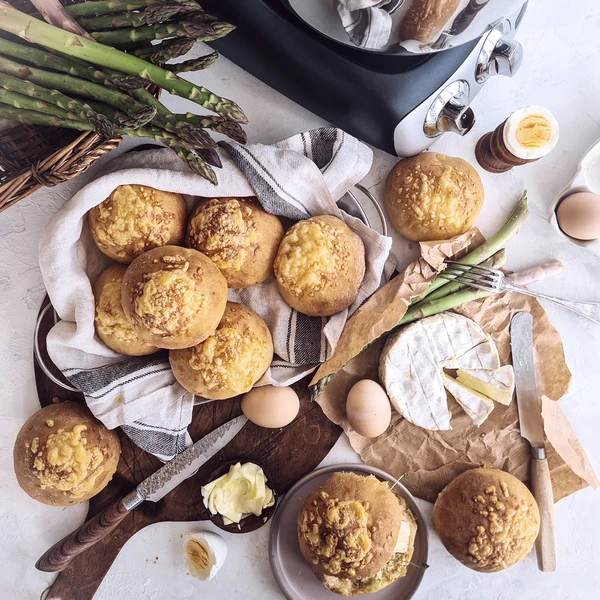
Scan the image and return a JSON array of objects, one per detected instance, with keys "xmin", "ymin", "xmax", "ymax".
[{"xmin": 439, "ymin": 261, "xmax": 501, "ymax": 291}]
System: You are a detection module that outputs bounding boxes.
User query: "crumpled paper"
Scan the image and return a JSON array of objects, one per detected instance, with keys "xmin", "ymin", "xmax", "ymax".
[{"xmin": 315, "ymin": 230, "xmax": 599, "ymax": 503}]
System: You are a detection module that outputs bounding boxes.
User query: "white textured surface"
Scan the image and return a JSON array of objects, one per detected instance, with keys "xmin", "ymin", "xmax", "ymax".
[{"xmin": 1, "ymin": 1, "xmax": 600, "ymax": 598}]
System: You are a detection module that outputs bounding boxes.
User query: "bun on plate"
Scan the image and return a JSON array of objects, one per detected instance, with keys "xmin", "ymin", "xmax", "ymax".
[
  {"xmin": 170, "ymin": 302, "xmax": 273, "ymax": 400},
  {"xmin": 89, "ymin": 184, "xmax": 187, "ymax": 263},
  {"xmin": 433, "ymin": 467, "xmax": 540, "ymax": 572},
  {"xmin": 297, "ymin": 472, "xmax": 417, "ymax": 596},
  {"xmin": 186, "ymin": 196, "xmax": 283, "ymax": 288},
  {"xmin": 384, "ymin": 152, "xmax": 484, "ymax": 241},
  {"xmin": 93, "ymin": 263, "xmax": 158, "ymax": 356},
  {"xmin": 14, "ymin": 403, "xmax": 120, "ymax": 506},
  {"xmin": 121, "ymin": 245, "xmax": 227, "ymax": 350},
  {"xmin": 274, "ymin": 215, "xmax": 365, "ymax": 317}
]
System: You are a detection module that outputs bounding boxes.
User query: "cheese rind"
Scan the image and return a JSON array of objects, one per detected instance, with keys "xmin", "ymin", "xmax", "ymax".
[
  {"xmin": 456, "ymin": 365, "xmax": 515, "ymax": 406},
  {"xmin": 442, "ymin": 374, "xmax": 495, "ymax": 427},
  {"xmin": 379, "ymin": 313, "xmax": 501, "ymax": 431}
]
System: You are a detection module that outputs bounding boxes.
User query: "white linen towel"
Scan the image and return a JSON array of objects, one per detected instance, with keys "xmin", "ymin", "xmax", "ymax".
[
  {"xmin": 39, "ymin": 128, "xmax": 394, "ymax": 460},
  {"xmin": 336, "ymin": 0, "xmax": 393, "ymax": 50}
]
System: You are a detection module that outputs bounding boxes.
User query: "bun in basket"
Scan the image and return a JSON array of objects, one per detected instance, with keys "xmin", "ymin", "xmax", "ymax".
[
  {"xmin": 14, "ymin": 403, "xmax": 120, "ymax": 506},
  {"xmin": 121, "ymin": 246, "xmax": 227, "ymax": 350},
  {"xmin": 433, "ymin": 467, "xmax": 540, "ymax": 572},
  {"xmin": 88, "ymin": 184, "xmax": 187, "ymax": 263},
  {"xmin": 384, "ymin": 153, "xmax": 484, "ymax": 241},
  {"xmin": 93, "ymin": 264, "xmax": 158, "ymax": 356},
  {"xmin": 274, "ymin": 215, "xmax": 365, "ymax": 317},
  {"xmin": 169, "ymin": 302, "xmax": 273, "ymax": 400},
  {"xmin": 297, "ymin": 472, "xmax": 417, "ymax": 596},
  {"xmin": 186, "ymin": 196, "xmax": 284, "ymax": 288}
]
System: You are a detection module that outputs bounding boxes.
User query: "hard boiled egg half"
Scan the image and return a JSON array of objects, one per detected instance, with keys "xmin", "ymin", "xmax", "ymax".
[{"xmin": 183, "ymin": 531, "xmax": 227, "ymax": 581}]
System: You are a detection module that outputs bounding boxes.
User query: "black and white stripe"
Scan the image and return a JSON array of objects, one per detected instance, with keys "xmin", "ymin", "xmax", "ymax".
[{"xmin": 336, "ymin": 0, "xmax": 393, "ymax": 50}]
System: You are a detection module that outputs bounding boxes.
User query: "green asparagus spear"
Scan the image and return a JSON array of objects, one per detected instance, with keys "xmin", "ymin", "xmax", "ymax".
[
  {"xmin": 130, "ymin": 37, "xmax": 195, "ymax": 65},
  {"xmin": 0, "ymin": 38, "xmax": 145, "ymax": 91},
  {"xmin": 410, "ymin": 249, "xmax": 507, "ymax": 307},
  {"xmin": 82, "ymin": 99, "xmax": 157, "ymax": 129},
  {"xmin": 30, "ymin": 0, "xmax": 93, "ymax": 40},
  {"xmin": 0, "ymin": 55, "xmax": 145, "ymax": 114},
  {"xmin": 66, "ymin": 1, "xmax": 162, "ymax": 18},
  {"xmin": 411, "ymin": 192, "xmax": 529, "ymax": 304},
  {"xmin": 0, "ymin": 87, "xmax": 79, "ymax": 121},
  {"xmin": 0, "ymin": 4, "xmax": 248, "ymax": 123},
  {"xmin": 184, "ymin": 114, "xmax": 247, "ymax": 144},
  {"xmin": 166, "ymin": 52, "xmax": 219, "ymax": 73},
  {"xmin": 0, "ymin": 71, "xmax": 113, "ymax": 137},
  {"xmin": 79, "ymin": 7, "xmax": 182, "ymax": 30},
  {"xmin": 0, "ymin": 103, "xmax": 217, "ymax": 182},
  {"xmin": 90, "ymin": 21, "xmax": 218, "ymax": 45}
]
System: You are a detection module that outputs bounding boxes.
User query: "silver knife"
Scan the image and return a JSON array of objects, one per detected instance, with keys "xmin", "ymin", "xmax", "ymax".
[
  {"xmin": 36, "ymin": 414, "xmax": 248, "ymax": 572},
  {"xmin": 511, "ymin": 312, "xmax": 556, "ymax": 572}
]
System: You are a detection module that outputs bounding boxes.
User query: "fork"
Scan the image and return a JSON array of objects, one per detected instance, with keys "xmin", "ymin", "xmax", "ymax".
[{"xmin": 440, "ymin": 261, "xmax": 600, "ymax": 325}]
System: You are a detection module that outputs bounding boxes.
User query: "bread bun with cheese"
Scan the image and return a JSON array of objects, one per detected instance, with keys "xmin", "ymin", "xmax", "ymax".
[
  {"xmin": 169, "ymin": 302, "xmax": 273, "ymax": 400},
  {"xmin": 297, "ymin": 472, "xmax": 417, "ymax": 596},
  {"xmin": 89, "ymin": 184, "xmax": 187, "ymax": 263},
  {"xmin": 121, "ymin": 246, "xmax": 227, "ymax": 350},
  {"xmin": 433, "ymin": 467, "xmax": 540, "ymax": 572},
  {"xmin": 13, "ymin": 403, "xmax": 120, "ymax": 506},
  {"xmin": 384, "ymin": 153, "xmax": 484, "ymax": 241},
  {"xmin": 186, "ymin": 196, "xmax": 284, "ymax": 288},
  {"xmin": 274, "ymin": 215, "xmax": 365, "ymax": 317},
  {"xmin": 93, "ymin": 264, "xmax": 158, "ymax": 356}
]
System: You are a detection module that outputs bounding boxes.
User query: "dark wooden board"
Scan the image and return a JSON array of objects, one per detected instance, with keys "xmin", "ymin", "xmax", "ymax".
[{"xmin": 34, "ymin": 297, "xmax": 342, "ymax": 600}]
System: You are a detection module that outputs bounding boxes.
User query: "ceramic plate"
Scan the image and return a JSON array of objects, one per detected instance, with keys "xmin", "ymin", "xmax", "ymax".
[{"xmin": 269, "ymin": 464, "xmax": 428, "ymax": 600}]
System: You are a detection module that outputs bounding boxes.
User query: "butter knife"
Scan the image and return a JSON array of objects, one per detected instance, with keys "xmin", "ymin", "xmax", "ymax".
[
  {"xmin": 510, "ymin": 312, "xmax": 557, "ymax": 572},
  {"xmin": 36, "ymin": 414, "xmax": 248, "ymax": 572}
]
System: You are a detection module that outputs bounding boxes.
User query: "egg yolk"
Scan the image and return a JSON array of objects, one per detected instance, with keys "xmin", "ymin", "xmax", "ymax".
[{"xmin": 515, "ymin": 116, "xmax": 552, "ymax": 148}]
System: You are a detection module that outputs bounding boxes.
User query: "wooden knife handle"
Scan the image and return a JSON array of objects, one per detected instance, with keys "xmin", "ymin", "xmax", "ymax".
[
  {"xmin": 36, "ymin": 494, "xmax": 136, "ymax": 573},
  {"xmin": 531, "ymin": 454, "xmax": 557, "ymax": 572}
]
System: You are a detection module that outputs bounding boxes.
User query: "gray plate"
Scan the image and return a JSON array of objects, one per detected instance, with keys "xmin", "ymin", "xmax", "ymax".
[{"xmin": 269, "ymin": 464, "xmax": 428, "ymax": 600}]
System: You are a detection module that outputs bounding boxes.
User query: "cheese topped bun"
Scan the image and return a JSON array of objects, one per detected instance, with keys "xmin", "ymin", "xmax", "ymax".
[{"xmin": 297, "ymin": 472, "xmax": 417, "ymax": 596}]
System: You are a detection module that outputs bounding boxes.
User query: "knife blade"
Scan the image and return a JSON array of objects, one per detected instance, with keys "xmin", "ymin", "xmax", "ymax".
[
  {"xmin": 510, "ymin": 312, "xmax": 556, "ymax": 572},
  {"xmin": 36, "ymin": 414, "xmax": 248, "ymax": 572}
]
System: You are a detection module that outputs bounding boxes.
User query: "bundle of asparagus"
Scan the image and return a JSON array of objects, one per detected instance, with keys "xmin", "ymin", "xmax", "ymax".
[
  {"xmin": 310, "ymin": 193, "xmax": 564, "ymax": 399},
  {"xmin": 0, "ymin": 1, "xmax": 247, "ymax": 184}
]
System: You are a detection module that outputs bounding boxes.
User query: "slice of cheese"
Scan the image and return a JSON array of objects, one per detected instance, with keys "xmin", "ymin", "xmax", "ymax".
[
  {"xmin": 394, "ymin": 520, "xmax": 412, "ymax": 554},
  {"xmin": 379, "ymin": 313, "xmax": 501, "ymax": 431},
  {"xmin": 442, "ymin": 373, "xmax": 495, "ymax": 426},
  {"xmin": 456, "ymin": 365, "xmax": 515, "ymax": 406}
]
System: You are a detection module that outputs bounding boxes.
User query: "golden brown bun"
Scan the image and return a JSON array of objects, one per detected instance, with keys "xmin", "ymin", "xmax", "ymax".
[
  {"xmin": 274, "ymin": 216, "xmax": 365, "ymax": 317},
  {"xmin": 297, "ymin": 472, "xmax": 402, "ymax": 582},
  {"xmin": 384, "ymin": 152, "xmax": 484, "ymax": 242},
  {"xmin": 433, "ymin": 467, "xmax": 540, "ymax": 572},
  {"xmin": 169, "ymin": 302, "xmax": 273, "ymax": 400},
  {"xmin": 93, "ymin": 264, "xmax": 159, "ymax": 356},
  {"xmin": 400, "ymin": 0, "xmax": 461, "ymax": 43},
  {"xmin": 121, "ymin": 246, "xmax": 227, "ymax": 350},
  {"xmin": 88, "ymin": 184, "xmax": 187, "ymax": 263},
  {"xmin": 13, "ymin": 403, "xmax": 120, "ymax": 506},
  {"xmin": 186, "ymin": 197, "xmax": 284, "ymax": 288}
]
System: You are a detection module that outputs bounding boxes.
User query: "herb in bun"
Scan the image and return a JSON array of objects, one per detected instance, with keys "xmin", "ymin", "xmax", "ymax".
[{"xmin": 297, "ymin": 472, "xmax": 417, "ymax": 596}]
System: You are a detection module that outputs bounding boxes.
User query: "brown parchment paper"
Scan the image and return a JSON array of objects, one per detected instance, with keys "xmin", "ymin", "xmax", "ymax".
[{"xmin": 315, "ymin": 233, "xmax": 599, "ymax": 504}]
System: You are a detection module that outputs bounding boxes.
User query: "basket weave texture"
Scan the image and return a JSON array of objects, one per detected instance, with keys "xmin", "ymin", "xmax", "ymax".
[{"xmin": 0, "ymin": 1, "xmax": 156, "ymax": 213}]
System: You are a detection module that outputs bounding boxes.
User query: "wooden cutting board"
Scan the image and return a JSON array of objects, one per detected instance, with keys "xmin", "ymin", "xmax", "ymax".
[{"xmin": 34, "ymin": 298, "xmax": 342, "ymax": 600}]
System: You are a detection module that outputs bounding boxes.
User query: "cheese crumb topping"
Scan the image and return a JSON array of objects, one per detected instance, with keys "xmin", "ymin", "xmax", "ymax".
[
  {"xmin": 96, "ymin": 281, "xmax": 144, "ymax": 345},
  {"xmin": 134, "ymin": 261, "xmax": 205, "ymax": 336},
  {"xmin": 93, "ymin": 185, "xmax": 174, "ymax": 257},
  {"xmin": 188, "ymin": 198, "xmax": 257, "ymax": 272},
  {"xmin": 30, "ymin": 424, "xmax": 104, "ymax": 497},
  {"xmin": 275, "ymin": 219, "xmax": 348, "ymax": 297},
  {"xmin": 188, "ymin": 325, "xmax": 269, "ymax": 393}
]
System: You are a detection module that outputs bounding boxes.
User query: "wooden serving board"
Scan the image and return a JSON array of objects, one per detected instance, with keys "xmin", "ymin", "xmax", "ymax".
[{"xmin": 34, "ymin": 298, "xmax": 342, "ymax": 600}]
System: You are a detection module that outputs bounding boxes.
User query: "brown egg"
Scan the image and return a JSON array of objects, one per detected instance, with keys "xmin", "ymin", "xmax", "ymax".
[
  {"xmin": 556, "ymin": 191, "xmax": 600, "ymax": 241},
  {"xmin": 241, "ymin": 386, "xmax": 300, "ymax": 429},
  {"xmin": 346, "ymin": 379, "xmax": 391, "ymax": 438}
]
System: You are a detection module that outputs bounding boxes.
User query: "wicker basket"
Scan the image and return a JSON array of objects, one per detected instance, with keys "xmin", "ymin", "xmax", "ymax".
[{"xmin": 0, "ymin": 1, "xmax": 157, "ymax": 213}]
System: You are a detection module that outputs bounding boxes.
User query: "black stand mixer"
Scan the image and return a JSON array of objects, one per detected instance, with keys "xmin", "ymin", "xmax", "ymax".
[{"xmin": 202, "ymin": 0, "xmax": 527, "ymax": 156}]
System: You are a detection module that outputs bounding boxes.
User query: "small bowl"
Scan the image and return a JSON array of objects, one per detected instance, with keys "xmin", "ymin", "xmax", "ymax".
[
  {"xmin": 203, "ymin": 459, "xmax": 278, "ymax": 534},
  {"xmin": 549, "ymin": 136, "xmax": 600, "ymax": 255}
]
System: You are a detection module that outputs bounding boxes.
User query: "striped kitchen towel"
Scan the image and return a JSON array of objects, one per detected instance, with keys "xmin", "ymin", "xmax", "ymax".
[
  {"xmin": 336, "ymin": 0, "xmax": 393, "ymax": 50},
  {"xmin": 39, "ymin": 128, "xmax": 394, "ymax": 461}
]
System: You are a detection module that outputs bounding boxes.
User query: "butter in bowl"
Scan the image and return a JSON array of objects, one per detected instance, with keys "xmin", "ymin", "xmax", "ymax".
[{"xmin": 201, "ymin": 460, "xmax": 277, "ymax": 533}]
